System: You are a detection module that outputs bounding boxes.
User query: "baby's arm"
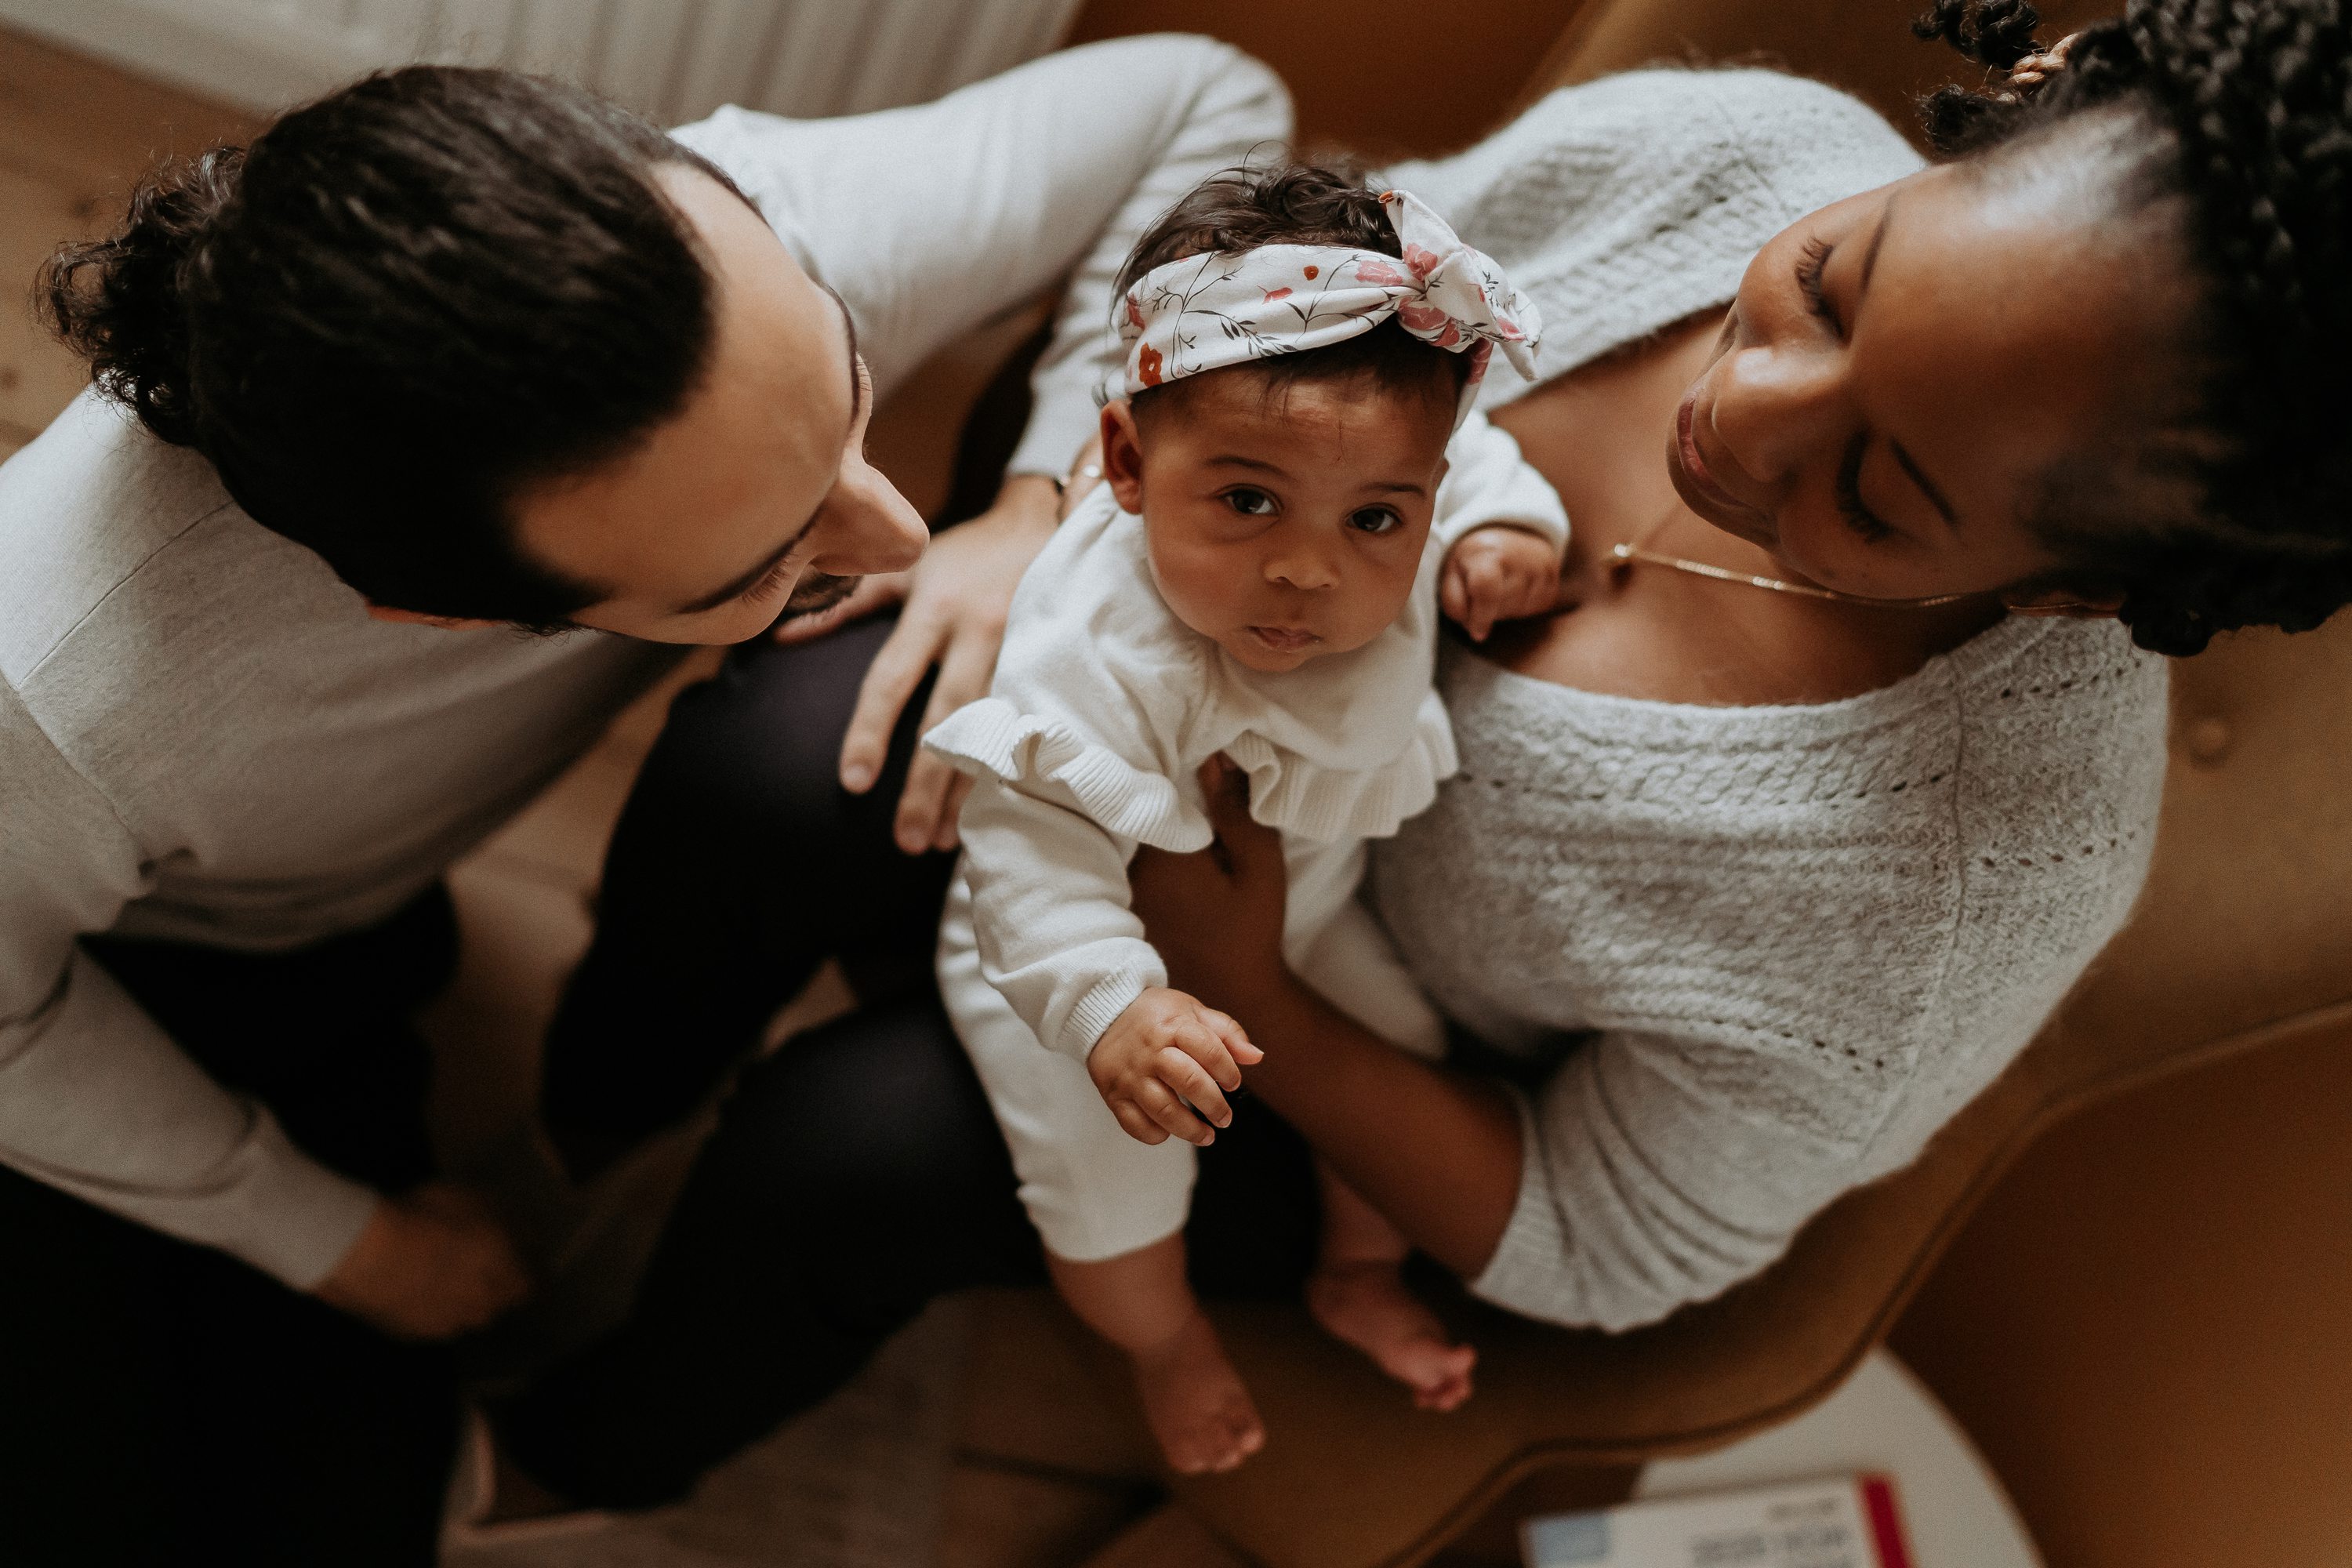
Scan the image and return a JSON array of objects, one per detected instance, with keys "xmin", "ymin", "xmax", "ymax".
[
  {"xmin": 1431, "ymin": 411, "xmax": 1570, "ymax": 641},
  {"xmin": 956, "ymin": 775, "xmax": 1261, "ymax": 1145}
]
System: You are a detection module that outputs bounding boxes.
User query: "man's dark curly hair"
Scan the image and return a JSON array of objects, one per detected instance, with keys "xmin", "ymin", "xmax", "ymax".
[
  {"xmin": 1914, "ymin": 0, "xmax": 2352, "ymax": 655},
  {"xmin": 39, "ymin": 66, "xmax": 731, "ymax": 624},
  {"xmin": 1114, "ymin": 162, "xmax": 1472, "ymax": 417}
]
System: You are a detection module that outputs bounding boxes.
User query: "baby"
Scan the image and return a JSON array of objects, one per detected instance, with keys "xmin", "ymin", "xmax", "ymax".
[{"xmin": 927, "ymin": 165, "xmax": 1566, "ymax": 1474}]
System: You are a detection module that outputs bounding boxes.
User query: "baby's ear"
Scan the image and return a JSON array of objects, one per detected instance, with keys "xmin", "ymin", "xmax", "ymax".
[{"xmin": 1101, "ymin": 400, "xmax": 1149, "ymax": 514}]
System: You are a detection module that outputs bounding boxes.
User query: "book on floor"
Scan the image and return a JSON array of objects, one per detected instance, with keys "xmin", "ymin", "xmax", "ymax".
[{"xmin": 1520, "ymin": 1472, "xmax": 1915, "ymax": 1568}]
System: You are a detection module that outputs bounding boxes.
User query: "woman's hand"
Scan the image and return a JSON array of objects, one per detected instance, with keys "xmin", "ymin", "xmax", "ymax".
[
  {"xmin": 776, "ymin": 474, "xmax": 1058, "ymax": 855},
  {"xmin": 1130, "ymin": 757, "xmax": 1292, "ymax": 1013}
]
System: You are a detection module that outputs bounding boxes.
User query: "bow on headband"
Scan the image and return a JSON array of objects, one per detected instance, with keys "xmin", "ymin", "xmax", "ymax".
[{"xmin": 1117, "ymin": 189, "xmax": 1541, "ymax": 426}]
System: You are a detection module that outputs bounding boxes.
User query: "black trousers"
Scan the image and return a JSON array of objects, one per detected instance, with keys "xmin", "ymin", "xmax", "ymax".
[
  {"xmin": 0, "ymin": 890, "xmax": 463, "ymax": 1568},
  {"xmin": 499, "ymin": 618, "xmax": 1324, "ymax": 1508}
]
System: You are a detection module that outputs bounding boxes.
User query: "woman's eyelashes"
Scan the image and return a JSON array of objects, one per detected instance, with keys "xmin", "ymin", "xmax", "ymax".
[
  {"xmin": 1795, "ymin": 236, "xmax": 1843, "ymax": 337},
  {"xmin": 1834, "ymin": 433, "xmax": 1893, "ymax": 543}
]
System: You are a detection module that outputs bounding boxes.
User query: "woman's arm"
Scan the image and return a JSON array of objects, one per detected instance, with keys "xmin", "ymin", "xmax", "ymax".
[{"xmin": 1129, "ymin": 760, "xmax": 1522, "ymax": 1278}]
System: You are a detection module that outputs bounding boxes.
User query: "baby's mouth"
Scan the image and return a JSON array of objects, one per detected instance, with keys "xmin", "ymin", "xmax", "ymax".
[{"xmin": 1246, "ymin": 625, "xmax": 1321, "ymax": 654}]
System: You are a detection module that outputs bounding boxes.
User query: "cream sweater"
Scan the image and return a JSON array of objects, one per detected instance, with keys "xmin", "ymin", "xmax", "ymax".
[{"xmin": 1368, "ymin": 70, "xmax": 2172, "ymax": 1330}]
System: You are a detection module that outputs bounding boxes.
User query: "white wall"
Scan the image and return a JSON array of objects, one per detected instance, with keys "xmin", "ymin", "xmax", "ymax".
[{"xmin": 0, "ymin": 0, "xmax": 1087, "ymax": 122}]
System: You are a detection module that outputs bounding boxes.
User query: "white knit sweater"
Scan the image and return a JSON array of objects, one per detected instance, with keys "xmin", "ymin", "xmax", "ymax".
[{"xmin": 1367, "ymin": 70, "xmax": 2173, "ymax": 1331}]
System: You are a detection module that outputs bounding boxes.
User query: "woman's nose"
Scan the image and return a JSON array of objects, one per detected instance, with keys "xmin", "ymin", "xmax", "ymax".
[
  {"xmin": 1710, "ymin": 341, "xmax": 1848, "ymax": 493},
  {"xmin": 811, "ymin": 455, "xmax": 927, "ymax": 578}
]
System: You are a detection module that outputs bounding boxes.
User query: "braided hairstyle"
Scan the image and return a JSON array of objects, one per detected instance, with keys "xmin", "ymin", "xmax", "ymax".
[{"xmin": 1914, "ymin": 0, "xmax": 2352, "ymax": 655}]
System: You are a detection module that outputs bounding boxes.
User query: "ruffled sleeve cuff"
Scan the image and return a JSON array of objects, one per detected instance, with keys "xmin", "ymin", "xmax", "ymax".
[{"xmin": 925, "ymin": 698, "xmax": 1212, "ymax": 852}]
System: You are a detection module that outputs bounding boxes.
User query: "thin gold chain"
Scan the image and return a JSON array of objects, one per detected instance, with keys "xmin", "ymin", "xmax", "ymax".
[{"xmin": 1606, "ymin": 509, "xmax": 1974, "ymax": 609}]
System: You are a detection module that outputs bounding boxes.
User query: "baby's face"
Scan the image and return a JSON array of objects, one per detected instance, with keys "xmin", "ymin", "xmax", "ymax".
[{"xmin": 1103, "ymin": 370, "xmax": 1454, "ymax": 674}]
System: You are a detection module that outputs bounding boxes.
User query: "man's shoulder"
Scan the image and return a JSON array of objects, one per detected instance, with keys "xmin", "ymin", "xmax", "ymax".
[{"xmin": 0, "ymin": 391, "xmax": 249, "ymax": 681}]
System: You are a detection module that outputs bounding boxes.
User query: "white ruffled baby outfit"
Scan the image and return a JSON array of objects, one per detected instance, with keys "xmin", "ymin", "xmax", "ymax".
[{"xmin": 927, "ymin": 411, "xmax": 1566, "ymax": 1261}]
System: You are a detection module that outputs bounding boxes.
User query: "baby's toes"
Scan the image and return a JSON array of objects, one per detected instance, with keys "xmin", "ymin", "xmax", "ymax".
[
  {"xmin": 1397, "ymin": 1338, "xmax": 1475, "ymax": 1399},
  {"xmin": 1205, "ymin": 1393, "xmax": 1265, "ymax": 1472},
  {"xmin": 1413, "ymin": 1356, "xmax": 1476, "ymax": 1413}
]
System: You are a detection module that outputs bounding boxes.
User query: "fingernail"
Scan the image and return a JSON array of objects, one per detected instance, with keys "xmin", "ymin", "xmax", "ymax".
[{"xmin": 841, "ymin": 764, "xmax": 873, "ymax": 792}]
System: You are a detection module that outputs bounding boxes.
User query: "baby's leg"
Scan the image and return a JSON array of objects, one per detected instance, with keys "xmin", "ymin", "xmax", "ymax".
[
  {"xmin": 1307, "ymin": 1163, "xmax": 1477, "ymax": 1412},
  {"xmin": 1047, "ymin": 1236, "xmax": 1265, "ymax": 1475}
]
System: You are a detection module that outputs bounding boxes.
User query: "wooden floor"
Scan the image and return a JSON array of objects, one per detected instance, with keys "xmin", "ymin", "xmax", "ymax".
[{"xmin": 0, "ymin": 30, "xmax": 257, "ymax": 457}]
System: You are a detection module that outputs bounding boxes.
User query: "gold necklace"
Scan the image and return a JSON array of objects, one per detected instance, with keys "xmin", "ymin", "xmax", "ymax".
[{"xmin": 1606, "ymin": 509, "xmax": 1973, "ymax": 609}]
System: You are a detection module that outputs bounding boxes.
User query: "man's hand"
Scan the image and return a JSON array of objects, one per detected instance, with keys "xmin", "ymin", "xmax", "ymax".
[
  {"xmin": 1087, "ymin": 987, "xmax": 1263, "ymax": 1148},
  {"xmin": 310, "ymin": 1181, "xmax": 532, "ymax": 1341},
  {"xmin": 777, "ymin": 474, "xmax": 1059, "ymax": 855},
  {"xmin": 1439, "ymin": 524, "xmax": 1563, "ymax": 642}
]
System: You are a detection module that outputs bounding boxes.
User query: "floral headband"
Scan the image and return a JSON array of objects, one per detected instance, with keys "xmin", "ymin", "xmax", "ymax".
[{"xmin": 1116, "ymin": 189, "xmax": 1541, "ymax": 426}]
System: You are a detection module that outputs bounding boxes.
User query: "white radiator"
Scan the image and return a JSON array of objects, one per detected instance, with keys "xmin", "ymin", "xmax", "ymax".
[{"xmin": 0, "ymin": 0, "xmax": 1087, "ymax": 122}]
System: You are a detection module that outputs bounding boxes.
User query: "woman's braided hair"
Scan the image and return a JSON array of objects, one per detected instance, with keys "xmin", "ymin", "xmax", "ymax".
[{"xmin": 1915, "ymin": 0, "xmax": 2352, "ymax": 655}]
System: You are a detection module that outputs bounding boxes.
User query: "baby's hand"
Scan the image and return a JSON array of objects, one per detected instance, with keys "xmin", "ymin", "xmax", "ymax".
[
  {"xmin": 1087, "ymin": 988, "xmax": 1264, "ymax": 1148},
  {"xmin": 1441, "ymin": 524, "xmax": 1563, "ymax": 642}
]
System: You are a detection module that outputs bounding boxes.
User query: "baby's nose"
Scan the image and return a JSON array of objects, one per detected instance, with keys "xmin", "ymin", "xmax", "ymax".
[{"xmin": 1265, "ymin": 545, "xmax": 1341, "ymax": 591}]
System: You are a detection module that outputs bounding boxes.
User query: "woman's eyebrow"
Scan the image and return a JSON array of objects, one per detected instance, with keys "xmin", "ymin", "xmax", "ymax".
[
  {"xmin": 1850, "ymin": 197, "xmax": 1955, "ymax": 529},
  {"xmin": 1891, "ymin": 438, "xmax": 1959, "ymax": 529},
  {"xmin": 1859, "ymin": 196, "xmax": 1897, "ymax": 298}
]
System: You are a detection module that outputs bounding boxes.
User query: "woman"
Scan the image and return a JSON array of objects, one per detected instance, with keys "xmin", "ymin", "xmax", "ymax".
[{"xmin": 499, "ymin": 0, "xmax": 2352, "ymax": 1512}]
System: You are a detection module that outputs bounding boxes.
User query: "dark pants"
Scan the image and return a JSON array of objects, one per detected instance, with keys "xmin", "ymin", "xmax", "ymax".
[
  {"xmin": 0, "ymin": 890, "xmax": 463, "ymax": 1568},
  {"xmin": 499, "ymin": 619, "xmax": 1323, "ymax": 1508}
]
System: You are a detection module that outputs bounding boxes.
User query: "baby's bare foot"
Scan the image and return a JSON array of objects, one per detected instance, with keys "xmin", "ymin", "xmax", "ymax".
[
  {"xmin": 1129, "ymin": 1310, "xmax": 1266, "ymax": 1474},
  {"xmin": 1307, "ymin": 1259, "xmax": 1477, "ymax": 1412}
]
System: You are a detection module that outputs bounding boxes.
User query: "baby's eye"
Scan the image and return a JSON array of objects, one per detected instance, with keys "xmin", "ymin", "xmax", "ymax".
[
  {"xmin": 1347, "ymin": 506, "xmax": 1403, "ymax": 535},
  {"xmin": 1223, "ymin": 488, "xmax": 1277, "ymax": 517}
]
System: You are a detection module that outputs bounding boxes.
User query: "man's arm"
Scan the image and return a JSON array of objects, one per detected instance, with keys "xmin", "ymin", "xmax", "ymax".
[
  {"xmin": 0, "ymin": 681, "xmax": 376, "ymax": 1287},
  {"xmin": 0, "ymin": 684, "xmax": 526, "ymax": 1335}
]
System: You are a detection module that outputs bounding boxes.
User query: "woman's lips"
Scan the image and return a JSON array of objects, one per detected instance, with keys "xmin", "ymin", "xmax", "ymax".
[{"xmin": 1672, "ymin": 392, "xmax": 1758, "ymax": 523}]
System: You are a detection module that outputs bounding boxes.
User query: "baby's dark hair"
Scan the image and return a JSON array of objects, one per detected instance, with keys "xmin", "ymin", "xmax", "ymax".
[
  {"xmin": 1114, "ymin": 162, "xmax": 1471, "ymax": 417},
  {"xmin": 1914, "ymin": 0, "xmax": 2352, "ymax": 655}
]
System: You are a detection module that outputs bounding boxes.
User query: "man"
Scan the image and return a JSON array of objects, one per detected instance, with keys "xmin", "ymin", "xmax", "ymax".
[{"xmin": 0, "ymin": 35, "xmax": 1286, "ymax": 1563}]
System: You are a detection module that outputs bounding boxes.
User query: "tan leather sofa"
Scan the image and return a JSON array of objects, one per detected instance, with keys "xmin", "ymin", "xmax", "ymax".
[{"xmin": 967, "ymin": 5, "xmax": 2352, "ymax": 1566}]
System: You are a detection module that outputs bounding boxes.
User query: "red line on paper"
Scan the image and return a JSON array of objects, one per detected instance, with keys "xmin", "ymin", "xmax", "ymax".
[{"xmin": 1860, "ymin": 1475, "xmax": 1915, "ymax": 1568}]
